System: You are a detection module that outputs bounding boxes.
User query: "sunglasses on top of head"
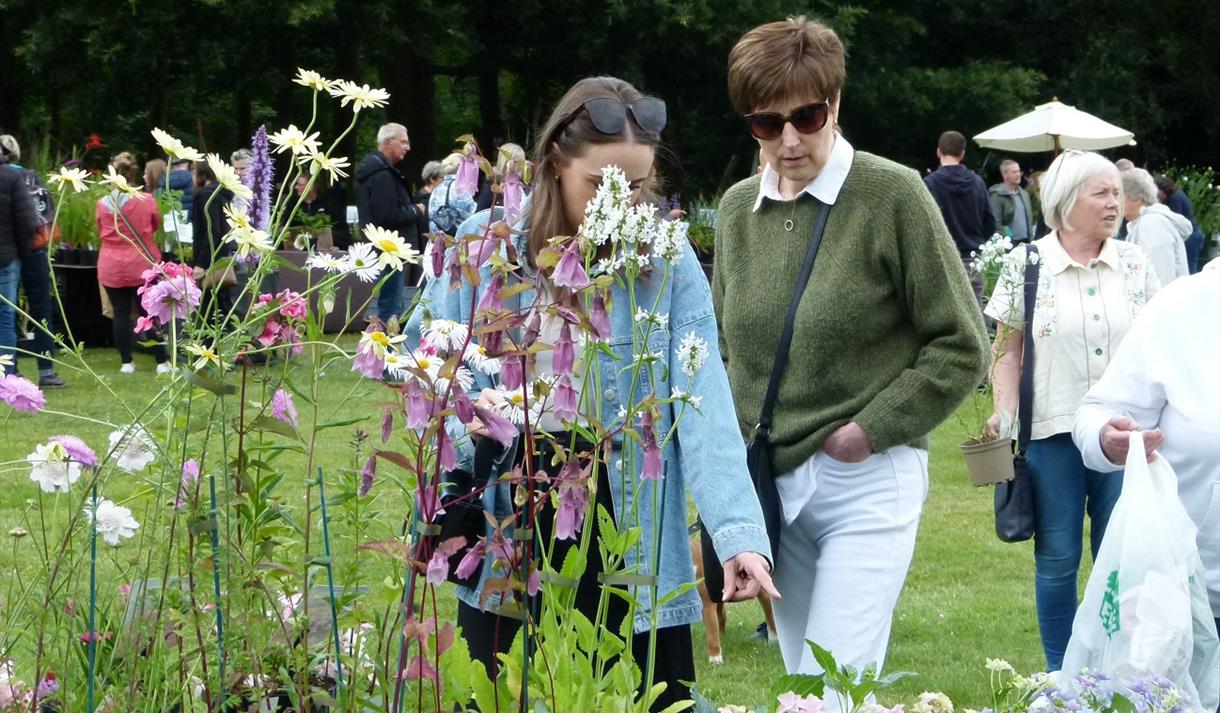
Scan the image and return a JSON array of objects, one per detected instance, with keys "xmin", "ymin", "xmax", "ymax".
[
  {"xmin": 562, "ymin": 96, "xmax": 668, "ymax": 136},
  {"xmin": 744, "ymin": 99, "xmax": 831, "ymax": 141}
]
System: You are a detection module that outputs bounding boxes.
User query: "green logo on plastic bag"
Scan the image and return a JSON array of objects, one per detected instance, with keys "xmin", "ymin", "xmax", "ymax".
[{"xmin": 1100, "ymin": 569, "xmax": 1120, "ymax": 638}]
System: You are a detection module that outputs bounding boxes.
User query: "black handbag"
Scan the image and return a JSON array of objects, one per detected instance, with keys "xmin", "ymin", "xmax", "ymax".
[
  {"xmin": 994, "ymin": 244, "xmax": 1040, "ymax": 543},
  {"xmin": 436, "ymin": 436, "xmax": 518, "ymax": 587},
  {"xmin": 699, "ymin": 200, "xmax": 832, "ymax": 602}
]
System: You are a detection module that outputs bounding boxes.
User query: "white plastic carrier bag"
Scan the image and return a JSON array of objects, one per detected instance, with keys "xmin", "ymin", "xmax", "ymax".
[{"xmin": 1061, "ymin": 432, "xmax": 1219, "ymax": 711}]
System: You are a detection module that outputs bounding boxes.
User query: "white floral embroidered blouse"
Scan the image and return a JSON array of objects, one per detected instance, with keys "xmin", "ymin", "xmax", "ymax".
[{"xmin": 985, "ymin": 233, "xmax": 1161, "ymax": 440}]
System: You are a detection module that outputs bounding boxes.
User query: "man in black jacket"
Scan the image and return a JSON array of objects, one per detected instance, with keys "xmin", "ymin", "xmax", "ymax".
[
  {"xmin": 356, "ymin": 122, "xmax": 424, "ymax": 330},
  {"xmin": 0, "ymin": 155, "xmax": 38, "ymax": 373},
  {"xmin": 922, "ymin": 130, "xmax": 996, "ymax": 312}
]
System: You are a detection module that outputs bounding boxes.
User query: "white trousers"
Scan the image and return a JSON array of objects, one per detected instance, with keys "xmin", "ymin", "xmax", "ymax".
[{"xmin": 772, "ymin": 445, "xmax": 928, "ymax": 688}]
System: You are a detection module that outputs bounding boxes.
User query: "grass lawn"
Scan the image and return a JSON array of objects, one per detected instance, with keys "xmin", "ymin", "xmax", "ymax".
[{"xmin": 0, "ymin": 343, "xmax": 1080, "ymax": 709}]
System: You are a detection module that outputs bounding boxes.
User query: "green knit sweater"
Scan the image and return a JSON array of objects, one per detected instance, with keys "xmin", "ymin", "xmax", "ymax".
[{"xmin": 712, "ymin": 151, "xmax": 989, "ymax": 474}]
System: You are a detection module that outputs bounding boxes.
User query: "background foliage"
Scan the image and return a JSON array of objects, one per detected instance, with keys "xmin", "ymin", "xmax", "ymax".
[{"xmin": 1, "ymin": 0, "xmax": 1218, "ymax": 195}]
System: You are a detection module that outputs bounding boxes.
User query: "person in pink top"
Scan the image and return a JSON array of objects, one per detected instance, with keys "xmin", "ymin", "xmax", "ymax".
[{"xmin": 96, "ymin": 151, "xmax": 170, "ymax": 374}]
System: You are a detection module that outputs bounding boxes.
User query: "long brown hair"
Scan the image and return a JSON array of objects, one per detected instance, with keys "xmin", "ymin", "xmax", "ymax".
[{"xmin": 525, "ymin": 76, "xmax": 662, "ymax": 266}]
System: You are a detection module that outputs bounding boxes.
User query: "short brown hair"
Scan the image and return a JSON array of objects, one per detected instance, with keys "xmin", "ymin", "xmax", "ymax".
[
  {"xmin": 937, "ymin": 131, "xmax": 967, "ymax": 158},
  {"xmin": 110, "ymin": 151, "xmax": 141, "ymax": 186},
  {"xmin": 727, "ymin": 17, "xmax": 846, "ymax": 115}
]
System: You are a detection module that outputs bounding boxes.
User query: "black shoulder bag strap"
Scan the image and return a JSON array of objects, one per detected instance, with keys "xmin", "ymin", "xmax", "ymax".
[
  {"xmin": 1016, "ymin": 244, "xmax": 1040, "ymax": 454},
  {"xmin": 749, "ymin": 198, "xmax": 832, "ymax": 558}
]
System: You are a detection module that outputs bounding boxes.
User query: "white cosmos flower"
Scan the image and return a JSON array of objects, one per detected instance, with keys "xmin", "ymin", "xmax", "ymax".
[
  {"xmin": 267, "ymin": 124, "xmax": 321, "ymax": 156},
  {"xmin": 305, "ymin": 151, "xmax": 350, "ymax": 180},
  {"xmin": 293, "ymin": 68, "xmax": 335, "ymax": 92},
  {"xmin": 463, "ymin": 342, "xmax": 502, "ymax": 375},
  {"xmin": 676, "ymin": 331, "xmax": 709, "ymax": 377},
  {"xmin": 305, "ymin": 252, "xmax": 346, "ymax": 273},
  {"xmin": 327, "ymin": 80, "xmax": 390, "ymax": 112},
  {"xmin": 107, "ymin": 424, "xmax": 157, "ymax": 473},
  {"xmin": 345, "ymin": 243, "xmax": 381, "ymax": 282},
  {"xmin": 101, "ymin": 165, "xmax": 142, "ymax": 196},
  {"xmin": 363, "ymin": 224, "xmax": 421, "ymax": 269},
  {"xmin": 84, "ymin": 497, "xmax": 140, "ymax": 546},
  {"xmin": 27, "ymin": 442, "xmax": 82, "ymax": 493},
  {"xmin": 206, "ymin": 153, "xmax": 253, "ymax": 200},
  {"xmin": 46, "ymin": 166, "xmax": 91, "ymax": 193},
  {"xmin": 421, "ymin": 319, "xmax": 469, "ymax": 352},
  {"xmin": 150, "ymin": 128, "xmax": 204, "ymax": 163}
]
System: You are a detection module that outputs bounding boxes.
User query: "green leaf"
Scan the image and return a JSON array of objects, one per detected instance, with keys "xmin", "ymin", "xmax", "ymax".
[
  {"xmin": 249, "ymin": 415, "xmax": 301, "ymax": 441},
  {"xmin": 770, "ymin": 673, "xmax": 825, "ymax": 700},
  {"xmin": 315, "ymin": 415, "xmax": 368, "ymax": 431},
  {"xmin": 807, "ymin": 639, "xmax": 840, "ymax": 677},
  {"xmin": 184, "ymin": 369, "xmax": 236, "ymax": 395}
]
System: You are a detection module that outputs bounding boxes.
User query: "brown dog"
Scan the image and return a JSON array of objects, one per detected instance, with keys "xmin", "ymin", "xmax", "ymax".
[{"xmin": 690, "ymin": 534, "xmax": 777, "ymax": 664}]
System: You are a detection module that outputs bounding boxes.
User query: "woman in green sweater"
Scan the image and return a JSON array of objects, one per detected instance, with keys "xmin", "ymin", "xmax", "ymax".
[{"xmin": 714, "ymin": 17, "xmax": 989, "ymax": 689}]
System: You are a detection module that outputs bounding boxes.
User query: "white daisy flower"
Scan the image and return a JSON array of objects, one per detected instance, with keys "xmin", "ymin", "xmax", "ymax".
[
  {"xmin": 84, "ymin": 497, "xmax": 140, "ymax": 546},
  {"xmin": 206, "ymin": 153, "xmax": 253, "ymax": 200},
  {"xmin": 463, "ymin": 342, "xmax": 502, "ymax": 375},
  {"xmin": 107, "ymin": 424, "xmax": 157, "ymax": 473},
  {"xmin": 675, "ymin": 331, "xmax": 709, "ymax": 377},
  {"xmin": 327, "ymin": 80, "xmax": 390, "ymax": 112},
  {"xmin": 305, "ymin": 151, "xmax": 350, "ymax": 181},
  {"xmin": 46, "ymin": 166, "xmax": 91, "ymax": 193},
  {"xmin": 293, "ymin": 68, "xmax": 335, "ymax": 92},
  {"xmin": 267, "ymin": 124, "xmax": 321, "ymax": 156},
  {"xmin": 382, "ymin": 351, "xmax": 411, "ymax": 381},
  {"xmin": 421, "ymin": 319, "xmax": 469, "ymax": 352},
  {"xmin": 305, "ymin": 252, "xmax": 346, "ymax": 273},
  {"xmin": 223, "ymin": 203, "xmax": 253, "ymax": 232},
  {"xmin": 345, "ymin": 243, "xmax": 381, "ymax": 282},
  {"xmin": 492, "ymin": 387, "xmax": 530, "ymax": 425},
  {"xmin": 363, "ymin": 224, "xmax": 421, "ymax": 270},
  {"xmin": 0, "ymin": 354, "xmax": 12, "ymax": 369},
  {"xmin": 359, "ymin": 329, "xmax": 406, "ymax": 359},
  {"xmin": 225, "ymin": 224, "xmax": 273, "ymax": 258},
  {"xmin": 150, "ymin": 128, "xmax": 204, "ymax": 163},
  {"xmin": 101, "ymin": 165, "xmax": 142, "ymax": 196},
  {"xmin": 27, "ymin": 442, "xmax": 82, "ymax": 493},
  {"xmin": 407, "ymin": 349, "xmax": 443, "ymax": 383}
]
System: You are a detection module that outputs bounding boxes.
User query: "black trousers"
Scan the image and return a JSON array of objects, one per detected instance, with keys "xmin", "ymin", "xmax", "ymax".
[
  {"xmin": 457, "ymin": 437, "xmax": 695, "ymax": 711},
  {"xmin": 105, "ymin": 285, "xmax": 168, "ymax": 364}
]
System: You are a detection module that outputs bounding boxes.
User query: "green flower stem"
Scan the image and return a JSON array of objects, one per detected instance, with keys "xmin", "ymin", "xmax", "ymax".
[
  {"xmin": 317, "ymin": 467, "xmax": 345, "ymax": 698},
  {"xmin": 207, "ymin": 467, "xmax": 226, "ymax": 708},
  {"xmin": 87, "ymin": 480, "xmax": 97, "ymax": 713}
]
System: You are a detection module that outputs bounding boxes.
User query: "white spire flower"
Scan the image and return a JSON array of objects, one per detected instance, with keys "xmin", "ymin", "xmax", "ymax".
[
  {"xmin": 363, "ymin": 224, "xmax": 421, "ymax": 270},
  {"xmin": 676, "ymin": 331, "xmax": 709, "ymax": 377},
  {"xmin": 345, "ymin": 243, "xmax": 381, "ymax": 282},
  {"xmin": 421, "ymin": 319, "xmax": 469, "ymax": 352},
  {"xmin": 650, "ymin": 218, "xmax": 688, "ymax": 264},
  {"xmin": 206, "ymin": 153, "xmax": 253, "ymax": 200},
  {"xmin": 268, "ymin": 125, "xmax": 322, "ymax": 156},
  {"xmin": 101, "ymin": 165, "xmax": 142, "ymax": 196},
  {"xmin": 293, "ymin": 69, "xmax": 335, "ymax": 92},
  {"xmin": 27, "ymin": 441, "xmax": 83, "ymax": 493},
  {"xmin": 84, "ymin": 497, "xmax": 140, "ymax": 546},
  {"xmin": 327, "ymin": 80, "xmax": 390, "ymax": 112},
  {"xmin": 670, "ymin": 386, "xmax": 703, "ymax": 410},
  {"xmin": 305, "ymin": 150, "xmax": 350, "ymax": 180},
  {"xmin": 305, "ymin": 252, "xmax": 347, "ymax": 273},
  {"xmin": 107, "ymin": 424, "xmax": 157, "ymax": 473},
  {"xmin": 150, "ymin": 128, "xmax": 204, "ymax": 163},
  {"xmin": 46, "ymin": 166, "xmax": 91, "ymax": 193},
  {"xmin": 634, "ymin": 309, "xmax": 669, "ymax": 331}
]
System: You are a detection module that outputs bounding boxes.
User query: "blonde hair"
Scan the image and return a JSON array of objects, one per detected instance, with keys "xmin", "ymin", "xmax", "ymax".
[
  {"xmin": 1040, "ymin": 150, "xmax": 1120, "ymax": 233},
  {"xmin": 441, "ymin": 152, "xmax": 464, "ymax": 175},
  {"xmin": 144, "ymin": 158, "xmax": 167, "ymax": 192},
  {"xmin": 525, "ymin": 76, "xmax": 661, "ymax": 265},
  {"xmin": 110, "ymin": 151, "xmax": 141, "ymax": 186},
  {"xmin": 727, "ymin": 17, "xmax": 846, "ymax": 115},
  {"xmin": 496, "ymin": 143, "xmax": 526, "ymax": 173}
]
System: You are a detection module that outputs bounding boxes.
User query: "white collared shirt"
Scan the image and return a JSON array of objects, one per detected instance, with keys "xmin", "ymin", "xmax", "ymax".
[
  {"xmin": 752, "ymin": 134, "xmax": 855, "ymax": 212},
  {"xmin": 985, "ymin": 233, "xmax": 1161, "ymax": 440}
]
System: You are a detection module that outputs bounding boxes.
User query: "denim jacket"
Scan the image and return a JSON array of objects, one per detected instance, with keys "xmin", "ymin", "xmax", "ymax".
[{"xmin": 407, "ymin": 210, "xmax": 771, "ymax": 633}]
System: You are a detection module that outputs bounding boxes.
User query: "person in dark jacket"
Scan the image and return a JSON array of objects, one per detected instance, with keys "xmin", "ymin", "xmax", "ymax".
[
  {"xmin": 923, "ymin": 130, "xmax": 997, "ymax": 311},
  {"xmin": 168, "ymin": 159, "xmax": 195, "ymax": 220},
  {"xmin": 190, "ymin": 161, "xmax": 237, "ymax": 323},
  {"xmin": 355, "ymin": 122, "xmax": 424, "ymax": 328},
  {"xmin": 0, "ymin": 151, "xmax": 38, "ymax": 373},
  {"xmin": 294, "ymin": 173, "xmax": 352, "ymax": 250}
]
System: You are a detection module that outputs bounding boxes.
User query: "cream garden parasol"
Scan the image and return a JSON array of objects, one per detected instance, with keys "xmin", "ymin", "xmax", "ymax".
[{"xmin": 974, "ymin": 98, "xmax": 1134, "ymax": 154}]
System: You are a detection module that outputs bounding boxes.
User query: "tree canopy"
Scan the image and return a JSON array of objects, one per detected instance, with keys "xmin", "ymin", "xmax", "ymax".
[{"xmin": 2, "ymin": 0, "xmax": 1216, "ymax": 195}]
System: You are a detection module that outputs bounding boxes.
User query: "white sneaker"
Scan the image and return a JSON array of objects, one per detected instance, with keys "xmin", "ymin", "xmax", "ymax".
[
  {"xmin": 156, "ymin": 362, "xmax": 173, "ymax": 375},
  {"xmin": 119, "ymin": 363, "xmax": 136, "ymax": 374}
]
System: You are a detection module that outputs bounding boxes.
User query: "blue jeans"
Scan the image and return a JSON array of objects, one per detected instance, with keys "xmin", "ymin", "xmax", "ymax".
[
  {"xmin": 19, "ymin": 250, "xmax": 57, "ymax": 371},
  {"xmin": 1027, "ymin": 432, "xmax": 1124, "ymax": 671},
  {"xmin": 374, "ymin": 266, "xmax": 404, "ymax": 321},
  {"xmin": 0, "ymin": 259, "xmax": 20, "ymax": 374}
]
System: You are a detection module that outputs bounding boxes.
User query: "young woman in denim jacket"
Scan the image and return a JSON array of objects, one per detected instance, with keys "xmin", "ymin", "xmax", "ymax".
[{"xmin": 412, "ymin": 76, "xmax": 776, "ymax": 708}]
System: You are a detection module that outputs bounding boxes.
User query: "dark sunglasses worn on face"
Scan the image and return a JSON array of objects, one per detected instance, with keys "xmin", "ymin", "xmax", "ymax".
[
  {"xmin": 564, "ymin": 96, "xmax": 668, "ymax": 136},
  {"xmin": 744, "ymin": 99, "xmax": 831, "ymax": 141}
]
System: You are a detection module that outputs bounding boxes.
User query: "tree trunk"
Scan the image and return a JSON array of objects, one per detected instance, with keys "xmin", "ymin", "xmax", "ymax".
[
  {"xmin": 380, "ymin": 49, "xmax": 435, "ymax": 193},
  {"xmin": 477, "ymin": 66, "xmax": 503, "ymax": 156}
]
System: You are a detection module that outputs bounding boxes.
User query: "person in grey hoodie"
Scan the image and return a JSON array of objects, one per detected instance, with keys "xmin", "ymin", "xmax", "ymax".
[{"xmin": 1121, "ymin": 168, "xmax": 1191, "ymax": 285}]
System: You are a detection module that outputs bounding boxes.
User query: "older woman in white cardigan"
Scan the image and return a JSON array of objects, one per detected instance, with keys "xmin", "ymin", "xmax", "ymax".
[{"xmin": 1121, "ymin": 167, "xmax": 1191, "ymax": 285}]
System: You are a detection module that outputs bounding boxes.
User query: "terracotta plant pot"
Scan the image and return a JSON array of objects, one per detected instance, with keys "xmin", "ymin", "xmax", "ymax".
[{"xmin": 960, "ymin": 437, "xmax": 1014, "ymax": 487}]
